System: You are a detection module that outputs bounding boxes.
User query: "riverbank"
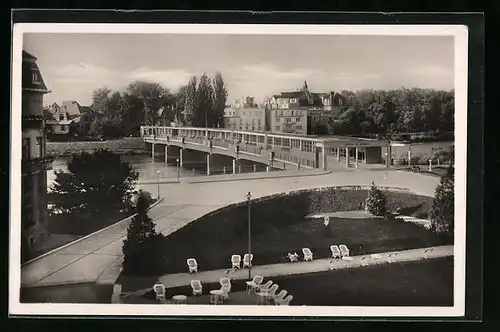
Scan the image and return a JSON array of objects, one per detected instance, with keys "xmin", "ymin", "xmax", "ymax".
[{"xmin": 47, "ymin": 137, "xmax": 146, "ymax": 157}]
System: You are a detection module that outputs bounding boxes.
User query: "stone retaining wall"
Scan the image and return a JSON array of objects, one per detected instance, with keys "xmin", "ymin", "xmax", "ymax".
[{"xmin": 47, "ymin": 137, "xmax": 146, "ymax": 156}]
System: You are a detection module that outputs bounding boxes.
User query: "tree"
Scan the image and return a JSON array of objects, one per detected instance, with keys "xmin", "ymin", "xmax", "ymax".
[
  {"xmin": 365, "ymin": 182, "xmax": 387, "ymax": 216},
  {"xmin": 126, "ymin": 81, "xmax": 173, "ymax": 126},
  {"xmin": 50, "ymin": 149, "xmax": 138, "ymax": 214},
  {"xmin": 429, "ymin": 166, "xmax": 454, "ymax": 235},
  {"xmin": 193, "ymin": 73, "xmax": 213, "ymax": 127},
  {"xmin": 182, "ymin": 76, "xmax": 198, "ymax": 126},
  {"xmin": 211, "ymin": 72, "xmax": 228, "ymax": 128},
  {"xmin": 122, "ymin": 190, "xmax": 162, "ymax": 275}
]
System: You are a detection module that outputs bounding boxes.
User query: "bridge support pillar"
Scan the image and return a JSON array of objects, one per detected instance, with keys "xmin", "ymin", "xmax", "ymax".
[
  {"xmin": 336, "ymin": 148, "xmax": 340, "ymax": 162},
  {"xmin": 322, "ymin": 148, "xmax": 327, "ymax": 171},
  {"xmin": 232, "ymin": 159, "xmax": 236, "ymax": 174},
  {"xmin": 408, "ymin": 148, "xmax": 412, "ymax": 166},
  {"xmin": 151, "ymin": 143, "xmax": 155, "ymax": 163},
  {"xmin": 206, "ymin": 154, "xmax": 211, "ymax": 176},
  {"xmin": 345, "ymin": 147, "xmax": 350, "ymax": 168},
  {"xmin": 355, "ymin": 147, "xmax": 359, "ymax": 169},
  {"xmin": 180, "ymin": 149, "xmax": 183, "ymax": 167},
  {"xmin": 164, "ymin": 145, "xmax": 168, "ymax": 164}
]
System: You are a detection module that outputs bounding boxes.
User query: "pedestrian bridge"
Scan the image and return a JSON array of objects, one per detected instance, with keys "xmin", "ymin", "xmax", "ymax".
[{"xmin": 140, "ymin": 126, "xmax": 392, "ymax": 174}]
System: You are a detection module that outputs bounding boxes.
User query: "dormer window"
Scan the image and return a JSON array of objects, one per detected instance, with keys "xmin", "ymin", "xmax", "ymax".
[
  {"xmin": 31, "ymin": 69, "xmax": 40, "ymax": 84},
  {"xmin": 59, "ymin": 114, "xmax": 65, "ymax": 121}
]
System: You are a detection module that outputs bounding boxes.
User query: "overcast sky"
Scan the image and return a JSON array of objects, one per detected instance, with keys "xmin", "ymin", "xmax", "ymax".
[{"xmin": 23, "ymin": 33, "xmax": 454, "ymax": 106}]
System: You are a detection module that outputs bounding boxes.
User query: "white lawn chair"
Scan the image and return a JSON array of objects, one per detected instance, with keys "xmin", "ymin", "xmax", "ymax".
[
  {"xmin": 245, "ymin": 275, "xmax": 264, "ymax": 294},
  {"xmin": 220, "ymin": 277, "xmax": 232, "ymax": 292},
  {"xmin": 219, "ymin": 283, "xmax": 231, "ymax": 300},
  {"xmin": 259, "ymin": 280, "xmax": 273, "ymax": 292},
  {"xmin": 231, "ymin": 254, "xmax": 241, "ymax": 269},
  {"xmin": 243, "ymin": 253, "xmax": 254, "ymax": 268},
  {"xmin": 339, "ymin": 245, "xmax": 350, "ymax": 258},
  {"xmin": 187, "ymin": 258, "xmax": 198, "ymax": 273},
  {"xmin": 190, "ymin": 280, "xmax": 203, "ymax": 297},
  {"xmin": 111, "ymin": 284, "xmax": 122, "ymax": 304},
  {"xmin": 278, "ymin": 295, "xmax": 293, "ymax": 306},
  {"xmin": 302, "ymin": 248, "xmax": 313, "ymax": 261},
  {"xmin": 287, "ymin": 252, "xmax": 299, "ymax": 262},
  {"xmin": 330, "ymin": 245, "xmax": 341, "ymax": 259},
  {"xmin": 266, "ymin": 284, "xmax": 279, "ymax": 298},
  {"xmin": 153, "ymin": 283, "xmax": 166, "ymax": 303},
  {"xmin": 273, "ymin": 290, "xmax": 287, "ymax": 305}
]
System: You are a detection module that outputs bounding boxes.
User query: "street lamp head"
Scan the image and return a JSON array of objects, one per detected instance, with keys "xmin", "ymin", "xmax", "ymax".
[
  {"xmin": 156, "ymin": 170, "xmax": 160, "ymax": 175},
  {"xmin": 246, "ymin": 191, "xmax": 251, "ymax": 200},
  {"xmin": 176, "ymin": 158, "xmax": 179, "ymax": 162}
]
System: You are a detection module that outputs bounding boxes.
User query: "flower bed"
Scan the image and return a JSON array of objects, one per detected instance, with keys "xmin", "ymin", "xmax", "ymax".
[{"xmin": 140, "ymin": 187, "xmax": 448, "ymax": 276}]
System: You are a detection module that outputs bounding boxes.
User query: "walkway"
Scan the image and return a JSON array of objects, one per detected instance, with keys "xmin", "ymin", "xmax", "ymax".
[
  {"xmin": 21, "ymin": 169, "xmax": 440, "ymax": 288},
  {"xmin": 157, "ymin": 245, "xmax": 453, "ymax": 288}
]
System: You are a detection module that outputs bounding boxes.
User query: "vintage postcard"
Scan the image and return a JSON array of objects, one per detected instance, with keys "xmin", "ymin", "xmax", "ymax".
[{"xmin": 10, "ymin": 22, "xmax": 468, "ymax": 318}]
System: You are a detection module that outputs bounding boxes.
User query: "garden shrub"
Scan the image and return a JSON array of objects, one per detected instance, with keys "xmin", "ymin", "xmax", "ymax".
[{"xmin": 365, "ymin": 182, "xmax": 387, "ymax": 216}]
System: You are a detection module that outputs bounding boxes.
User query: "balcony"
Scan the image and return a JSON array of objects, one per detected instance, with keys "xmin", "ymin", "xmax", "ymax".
[{"xmin": 22, "ymin": 155, "xmax": 54, "ymax": 175}]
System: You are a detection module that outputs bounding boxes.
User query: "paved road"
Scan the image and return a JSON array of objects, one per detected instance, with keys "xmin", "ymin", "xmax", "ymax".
[
  {"xmin": 156, "ymin": 245, "xmax": 453, "ymax": 288},
  {"xmin": 21, "ymin": 169, "xmax": 439, "ymax": 288}
]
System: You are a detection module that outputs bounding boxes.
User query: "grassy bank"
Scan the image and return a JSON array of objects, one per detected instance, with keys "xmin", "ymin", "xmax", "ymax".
[
  {"xmin": 127, "ymin": 187, "xmax": 449, "ymax": 276},
  {"xmin": 141, "ymin": 257, "xmax": 453, "ymax": 306}
]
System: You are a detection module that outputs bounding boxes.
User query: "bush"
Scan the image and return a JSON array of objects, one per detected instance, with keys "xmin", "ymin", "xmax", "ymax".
[
  {"xmin": 429, "ymin": 167, "xmax": 454, "ymax": 236},
  {"xmin": 365, "ymin": 182, "xmax": 387, "ymax": 216}
]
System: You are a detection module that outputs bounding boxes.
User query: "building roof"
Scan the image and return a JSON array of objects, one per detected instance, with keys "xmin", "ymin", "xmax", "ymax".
[
  {"xmin": 22, "ymin": 50, "xmax": 50, "ymax": 93},
  {"xmin": 61, "ymin": 101, "xmax": 84, "ymax": 117},
  {"xmin": 43, "ymin": 109, "xmax": 55, "ymax": 120}
]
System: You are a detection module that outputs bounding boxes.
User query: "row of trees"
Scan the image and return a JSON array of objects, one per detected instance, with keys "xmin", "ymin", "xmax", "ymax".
[
  {"xmin": 328, "ymin": 88, "xmax": 454, "ymax": 138},
  {"xmin": 88, "ymin": 72, "xmax": 228, "ymax": 138}
]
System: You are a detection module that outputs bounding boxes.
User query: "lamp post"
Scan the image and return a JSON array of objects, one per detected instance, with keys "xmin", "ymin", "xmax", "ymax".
[
  {"xmin": 384, "ymin": 152, "xmax": 388, "ymax": 178},
  {"xmin": 156, "ymin": 170, "xmax": 160, "ymax": 199},
  {"xmin": 246, "ymin": 191, "xmax": 252, "ymax": 280},
  {"xmin": 176, "ymin": 158, "xmax": 180, "ymax": 183}
]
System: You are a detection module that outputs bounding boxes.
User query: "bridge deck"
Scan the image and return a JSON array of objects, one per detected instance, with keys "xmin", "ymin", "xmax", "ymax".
[{"xmin": 21, "ymin": 170, "xmax": 439, "ymax": 288}]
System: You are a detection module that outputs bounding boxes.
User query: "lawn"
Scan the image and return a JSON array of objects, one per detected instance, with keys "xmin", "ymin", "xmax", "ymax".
[
  {"xmin": 140, "ymin": 257, "xmax": 453, "ymax": 307},
  {"xmin": 145, "ymin": 188, "xmax": 450, "ymax": 276}
]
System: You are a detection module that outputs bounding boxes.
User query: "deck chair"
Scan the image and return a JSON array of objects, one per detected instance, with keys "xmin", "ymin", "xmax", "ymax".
[
  {"xmin": 243, "ymin": 254, "xmax": 254, "ymax": 268},
  {"xmin": 330, "ymin": 245, "xmax": 341, "ymax": 259},
  {"xmin": 278, "ymin": 295, "xmax": 293, "ymax": 306},
  {"xmin": 190, "ymin": 280, "xmax": 203, "ymax": 297},
  {"xmin": 339, "ymin": 245, "xmax": 350, "ymax": 258},
  {"xmin": 220, "ymin": 277, "xmax": 232, "ymax": 292},
  {"xmin": 231, "ymin": 255, "xmax": 241, "ymax": 269},
  {"xmin": 273, "ymin": 290, "xmax": 288, "ymax": 305},
  {"xmin": 245, "ymin": 275, "xmax": 264, "ymax": 293},
  {"xmin": 187, "ymin": 258, "xmax": 198, "ymax": 273},
  {"xmin": 287, "ymin": 252, "xmax": 299, "ymax": 262},
  {"xmin": 153, "ymin": 283, "xmax": 166, "ymax": 303},
  {"xmin": 302, "ymin": 248, "xmax": 313, "ymax": 261}
]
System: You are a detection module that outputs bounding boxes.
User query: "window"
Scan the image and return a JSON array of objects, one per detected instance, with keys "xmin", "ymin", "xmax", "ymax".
[
  {"xmin": 22, "ymin": 138, "xmax": 30, "ymax": 159},
  {"xmin": 275, "ymin": 117, "xmax": 280, "ymax": 122},
  {"xmin": 296, "ymin": 117, "xmax": 301, "ymax": 122},
  {"xmin": 280, "ymin": 111, "xmax": 284, "ymax": 116},
  {"xmin": 36, "ymin": 137, "xmax": 43, "ymax": 157},
  {"xmin": 59, "ymin": 114, "xmax": 64, "ymax": 121},
  {"xmin": 258, "ymin": 119, "xmax": 261, "ymax": 125},
  {"xmin": 31, "ymin": 69, "xmax": 39, "ymax": 84},
  {"xmin": 285, "ymin": 118, "xmax": 291, "ymax": 123},
  {"xmin": 252, "ymin": 126, "xmax": 255, "ymax": 131},
  {"xmin": 62, "ymin": 125, "xmax": 67, "ymax": 131},
  {"xmin": 275, "ymin": 126, "xmax": 280, "ymax": 131}
]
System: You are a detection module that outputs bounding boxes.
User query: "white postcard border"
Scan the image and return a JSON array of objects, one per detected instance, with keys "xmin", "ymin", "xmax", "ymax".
[{"xmin": 10, "ymin": 23, "xmax": 468, "ymax": 317}]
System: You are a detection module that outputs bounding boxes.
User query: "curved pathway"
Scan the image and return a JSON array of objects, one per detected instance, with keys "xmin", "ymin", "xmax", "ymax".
[{"xmin": 21, "ymin": 169, "xmax": 439, "ymax": 288}]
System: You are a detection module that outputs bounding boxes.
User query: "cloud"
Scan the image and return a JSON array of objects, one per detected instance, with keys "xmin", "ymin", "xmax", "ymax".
[
  {"xmin": 48, "ymin": 63, "xmax": 120, "ymax": 86},
  {"xmin": 126, "ymin": 68, "xmax": 194, "ymax": 91}
]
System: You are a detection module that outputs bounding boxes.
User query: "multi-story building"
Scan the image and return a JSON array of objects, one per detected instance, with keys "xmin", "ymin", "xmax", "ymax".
[
  {"xmin": 44, "ymin": 101, "xmax": 92, "ymax": 139},
  {"xmin": 264, "ymin": 81, "xmax": 345, "ymax": 135},
  {"xmin": 21, "ymin": 50, "xmax": 53, "ymax": 262},
  {"xmin": 223, "ymin": 96, "xmax": 266, "ymax": 132}
]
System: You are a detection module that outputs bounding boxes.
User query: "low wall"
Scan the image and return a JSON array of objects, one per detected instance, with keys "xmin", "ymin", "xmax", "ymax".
[{"xmin": 47, "ymin": 137, "xmax": 146, "ymax": 156}]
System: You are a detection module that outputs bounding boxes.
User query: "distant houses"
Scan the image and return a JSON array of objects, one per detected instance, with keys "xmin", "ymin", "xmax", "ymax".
[{"xmin": 43, "ymin": 101, "xmax": 93, "ymax": 140}]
